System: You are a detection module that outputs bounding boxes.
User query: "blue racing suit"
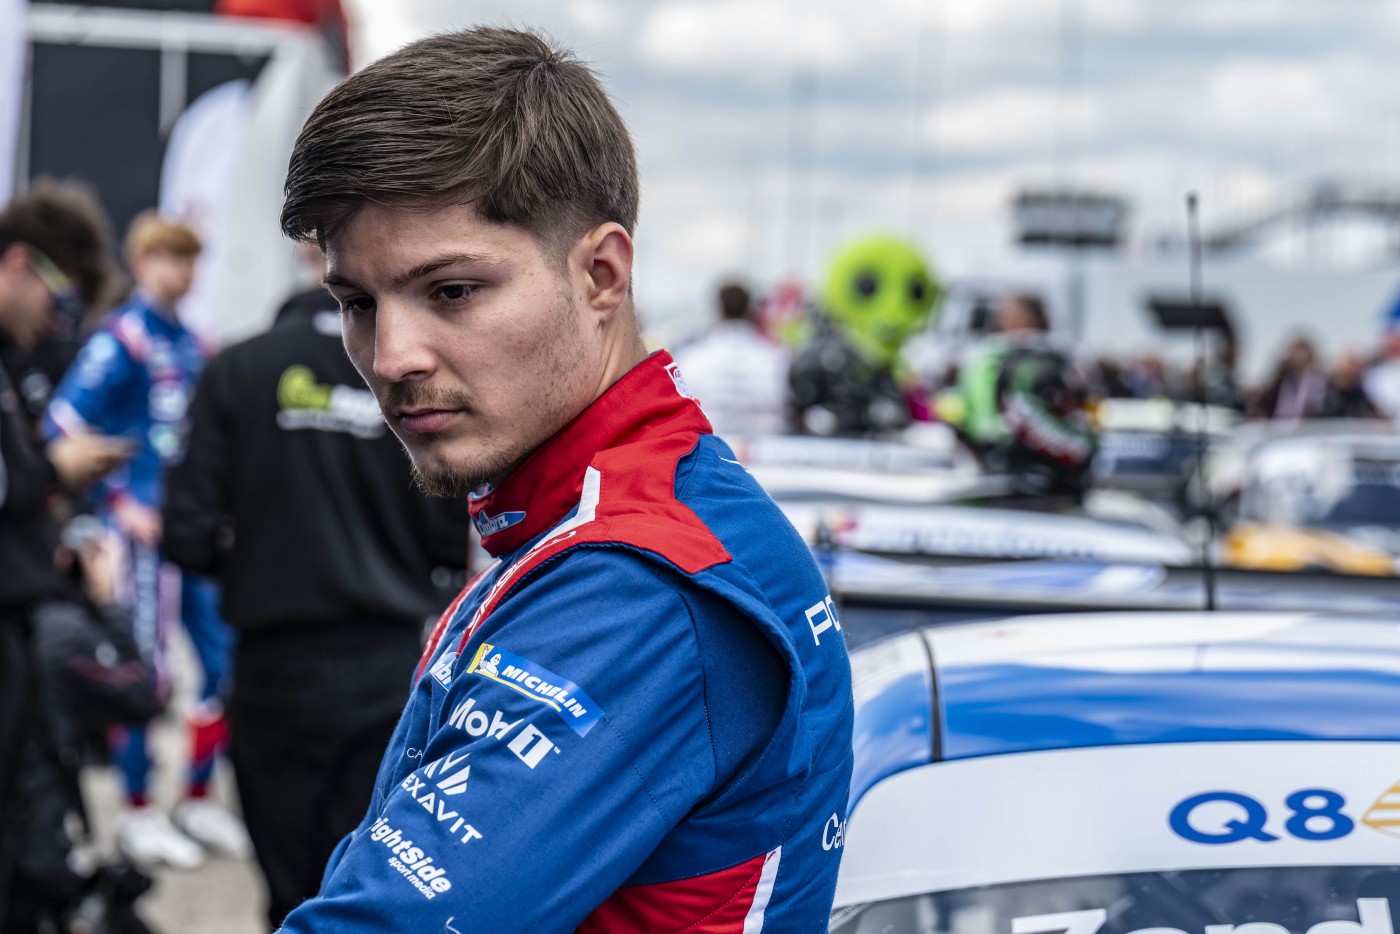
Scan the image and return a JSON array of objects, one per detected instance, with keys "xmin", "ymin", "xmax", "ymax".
[
  {"xmin": 279, "ymin": 352, "xmax": 855, "ymax": 933},
  {"xmin": 42, "ymin": 293, "xmax": 231, "ymax": 797}
]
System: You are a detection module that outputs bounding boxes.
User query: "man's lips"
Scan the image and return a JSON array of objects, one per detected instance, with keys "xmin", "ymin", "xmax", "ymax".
[{"xmin": 394, "ymin": 408, "xmax": 464, "ymax": 433}]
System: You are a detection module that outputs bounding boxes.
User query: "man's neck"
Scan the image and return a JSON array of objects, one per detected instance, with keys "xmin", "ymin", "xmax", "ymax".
[{"xmin": 588, "ymin": 313, "xmax": 648, "ymax": 406}]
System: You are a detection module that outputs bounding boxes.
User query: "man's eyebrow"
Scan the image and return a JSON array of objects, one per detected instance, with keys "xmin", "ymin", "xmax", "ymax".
[
  {"xmin": 322, "ymin": 270, "xmax": 360, "ymax": 290},
  {"xmin": 391, "ymin": 253, "xmax": 498, "ymax": 289},
  {"xmin": 323, "ymin": 252, "xmax": 499, "ymax": 293}
]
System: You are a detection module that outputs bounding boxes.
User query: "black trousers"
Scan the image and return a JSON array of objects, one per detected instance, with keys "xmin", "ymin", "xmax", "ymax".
[
  {"xmin": 0, "ymin": 609, "xmax": 87, "ymax": 932},
  {"xmin": 228, "ymin": 621, "xmax": 422, "ymax": 931},
  {"xmin": 0, "ymin": 612, "xmax": 33, "ymax": 930}
]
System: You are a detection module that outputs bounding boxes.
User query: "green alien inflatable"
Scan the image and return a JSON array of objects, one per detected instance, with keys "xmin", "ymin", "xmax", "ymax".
[
  {"xmin": 821, "ymin": 235, "xmax": 940, "ymax": 369},
  {"xmin": 790, "ymin": 235, "xmax": 941, "ymax": 435}
]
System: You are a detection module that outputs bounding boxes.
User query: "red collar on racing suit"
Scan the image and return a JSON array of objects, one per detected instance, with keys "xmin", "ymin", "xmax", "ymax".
[{"xmin": 467, "ymin": 350, "xmax": 715, "ymax": 558}]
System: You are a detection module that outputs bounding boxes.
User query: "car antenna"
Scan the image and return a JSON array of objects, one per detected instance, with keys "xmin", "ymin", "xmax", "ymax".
[{"xmin": 1187, "ymin": 192, "xmax": 1218, "ymax": 611}]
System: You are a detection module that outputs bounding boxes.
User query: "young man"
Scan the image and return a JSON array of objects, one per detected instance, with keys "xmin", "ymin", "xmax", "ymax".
[
  {"xmin": 276, "ymin": 27, "xmax": 854, "ymax": 933},
  {"xmin": 43, "ymin": 212, "xmax": 247, "ymax": 869}
]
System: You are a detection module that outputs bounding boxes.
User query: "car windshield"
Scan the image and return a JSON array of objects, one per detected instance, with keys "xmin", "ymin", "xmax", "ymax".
[{"xmin": 829, "ymin": 866, "xmax": 1399, "ymax": 934}]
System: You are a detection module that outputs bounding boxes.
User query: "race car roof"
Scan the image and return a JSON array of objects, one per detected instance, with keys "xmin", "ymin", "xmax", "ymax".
[{"xmin": 849, "ymin": 612, "xmax": 1400, "ymax": 809}]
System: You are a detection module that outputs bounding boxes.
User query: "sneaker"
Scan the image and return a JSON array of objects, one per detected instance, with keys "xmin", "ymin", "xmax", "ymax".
[
  {"xmin": 173, "ymin": 799, "xmax": 253, "ymax": 859},
  {"xmin": 117, "ymin": 806, "xmax": 205, "ymax": 870}
]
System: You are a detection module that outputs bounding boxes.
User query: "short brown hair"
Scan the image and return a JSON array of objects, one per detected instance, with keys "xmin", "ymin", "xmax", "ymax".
[
  {"xmin": 281, "ymin": 27, "xmax": 639, "ymax": 255},
  {"xmin": 0, "ymin": 179, "xmax": 112, "ymax": 306},
  {"xmin": 124, "ymin": 211, "xmax": 202, "ymax": 265},
  {"xmin": 718, "ymin": 283, "xmax": 751, "ymax": 322}
]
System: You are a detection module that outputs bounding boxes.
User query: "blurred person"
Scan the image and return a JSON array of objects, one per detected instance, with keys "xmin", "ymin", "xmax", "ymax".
[
  {"xmin": 789, "ymin": 235, "xmax": 940, "ymax": 435},
  {"xmin": 1184, "ymin": 341, "xmax": 1244, "ymax": 412},
  {"xmin": 957, "ymin": 292, "xmax": 1096, "ymax": 500},
  {"xmin": 958, "ymin": 291, "xmax": 1048, "ymax": 447},
  {"xmin": 1250, "ymin": 334, "xmax": 1327, "ymax": 421},
  {"xmin": 42, "ymin": 212, "xmax": 248, "ymax": 870},
  {"xmin": 162, "ymin": 249, "xmax": 472, "ymax": 930},
  {"xmin": 671, "ymin": 282, "xmax": 788, "ymax": 437},
  {"xmin": 274, "ymin": 27, "xmax": 853, "ymax": 932},
  {"xmin": 0, "ymin": 181, "xmax": 139, "ymax": 930},
  {"xmin": 1322, "ymin": 351, "xmax": 1379, "ymax": 419},
  {"xmin": 1365, "ymin": 299, "xmax": 1400, "ymax": 421},
  {"xmin": 1095, "ymin": 358, "xmax": 1130, "ymax": 398},
  {"xmin": 1124, "ymin": 353, "xmax": 1169, "ymax": 399}
]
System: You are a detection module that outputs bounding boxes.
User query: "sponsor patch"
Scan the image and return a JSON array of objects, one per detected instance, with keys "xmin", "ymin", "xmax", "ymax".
[
  {"xmin": 428, "ymin": 650, "xmax": 456, "ymax": 687},
  {"xmin": 368, "ymin": 816, "xmax": 456, "ymax": 898},
  {"xmin": 665, "ymin": 361, "xmax": 695, "ymax": 399},
  {"xmin": 444, "ymin": 698, "xmax": 561, "ymax": 770},
  {"xmin": 399, "ymin": 753, "xmax": 483, "ymax": 844},
  {"xmin": 466, "ymin": 643, "xmax": 603, "ymax": 736},
  {"xmin": 471, "ymin": 508, "xmax": 526, "ymax": 537}
]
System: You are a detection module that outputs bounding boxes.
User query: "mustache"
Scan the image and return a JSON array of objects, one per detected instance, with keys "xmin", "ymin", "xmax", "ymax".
[{"xmin": 380, "ymin": 382, "xmax": 475, "ymax": 414}]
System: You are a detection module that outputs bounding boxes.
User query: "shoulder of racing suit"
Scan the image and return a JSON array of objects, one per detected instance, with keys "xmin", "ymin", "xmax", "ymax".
[{"xmin": 278, "ymin": 352, "xmax": 853, "ymax": 934}]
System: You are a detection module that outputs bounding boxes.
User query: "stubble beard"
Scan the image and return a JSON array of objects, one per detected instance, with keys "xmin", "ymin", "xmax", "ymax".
[
  {"xmin": 399, "ymin": 288, "xmax": 590, "ymax": 499},
  {"xmin": 409, "ymin": 448, "xmax": 521, "ymax": 499}
]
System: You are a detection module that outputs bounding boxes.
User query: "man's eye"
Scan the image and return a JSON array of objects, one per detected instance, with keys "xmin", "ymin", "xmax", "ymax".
[
  {"xmin": 435, "ymin": 284, "xmax": 477, "ymax": 303},
  {"xmin": 339, "ymin": 296, "xmax": 374, "ymax": 316}
]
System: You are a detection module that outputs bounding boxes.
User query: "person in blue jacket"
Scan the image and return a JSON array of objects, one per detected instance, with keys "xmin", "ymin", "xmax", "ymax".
[
  {"xmin": 43, "ymin": 213, "xmax": 247, "ymax": 870},
  {"xmin": 274, "ymin": 26, "xmax": 855, "ymax": 932}
]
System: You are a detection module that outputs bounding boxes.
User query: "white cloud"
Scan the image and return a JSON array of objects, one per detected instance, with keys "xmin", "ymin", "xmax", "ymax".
[
  {"xmin": 637, "ymin": 0, "xmax": 855, "ymax": 78},
  {"xmin": 930, "ymin": 89, "xmax": 1103, "ymax": 156}
]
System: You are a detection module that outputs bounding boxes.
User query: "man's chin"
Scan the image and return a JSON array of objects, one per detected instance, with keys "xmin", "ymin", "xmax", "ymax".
[
  {"xmin": 407, "ymin": 446, "xmax": 501, "ymax": 499},
  {"xmin": 410, "ymin": 462, "xmax": 487, "ymax": 499}
]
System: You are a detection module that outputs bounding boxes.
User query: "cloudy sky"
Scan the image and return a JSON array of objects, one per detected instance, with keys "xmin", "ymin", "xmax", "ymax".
[{"xmin": 338, "ymin": 0, "xmax": 1400, "ymax": 338}]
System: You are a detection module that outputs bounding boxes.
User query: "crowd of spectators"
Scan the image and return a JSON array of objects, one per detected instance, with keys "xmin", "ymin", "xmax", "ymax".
[{"xmin": 1093, "ymin": 333, "xmax": 1388, "ymax": 422}]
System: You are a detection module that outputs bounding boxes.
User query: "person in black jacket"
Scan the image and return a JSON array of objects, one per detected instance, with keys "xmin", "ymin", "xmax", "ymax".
[
  {"xmin": 0, "ymin": 181, "xmax": 138, "ymax": 930},
  {"xmin": 162, "ymin": 277, "xmax": 472, "ymax": 930}
]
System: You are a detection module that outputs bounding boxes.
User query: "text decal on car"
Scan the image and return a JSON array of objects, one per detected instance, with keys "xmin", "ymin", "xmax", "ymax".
[
  {"xmin": 1169, "ymin": 779, "xmax": 1400, "ymax": 845},
  {"xmin": 1012, "ymin": 899, "xmax": 1392, "ymax": 934}
]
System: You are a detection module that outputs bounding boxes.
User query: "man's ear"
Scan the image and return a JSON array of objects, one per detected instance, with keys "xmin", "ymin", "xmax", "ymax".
[{"xmin": 572, "ymin": 222, "xmax": 633, "ymax": 321}]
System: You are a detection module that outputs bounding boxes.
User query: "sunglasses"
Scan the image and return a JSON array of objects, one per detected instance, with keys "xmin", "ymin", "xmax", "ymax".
[{"xmin": 29, "ymin": 247, "xmax": 85, "ymax": 319}]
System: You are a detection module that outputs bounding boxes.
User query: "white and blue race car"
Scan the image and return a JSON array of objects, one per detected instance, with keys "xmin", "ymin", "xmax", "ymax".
[{"xmin": 832, "ymin": 611, "xmax": 1400, "ymax": 933}]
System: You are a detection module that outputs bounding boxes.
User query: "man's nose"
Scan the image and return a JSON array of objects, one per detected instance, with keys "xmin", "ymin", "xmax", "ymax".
[{"xmin": 372, "ymin": 301, "xmax": 435, "ymax": 384}]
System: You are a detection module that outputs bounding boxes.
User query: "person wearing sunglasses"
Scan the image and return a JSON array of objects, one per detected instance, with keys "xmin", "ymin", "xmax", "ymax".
[{"xmin": 0, "ymin": 180, "xmax": 134, "ymax": 930}]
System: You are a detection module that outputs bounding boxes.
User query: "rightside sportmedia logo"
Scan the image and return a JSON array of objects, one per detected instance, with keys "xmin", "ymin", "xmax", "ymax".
[{"xmin": 368, "ymin": 816, "xmax": 453, "ymax": 900}]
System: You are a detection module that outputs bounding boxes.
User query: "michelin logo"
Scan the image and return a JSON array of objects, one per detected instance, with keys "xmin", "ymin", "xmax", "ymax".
[
  {"xmin": 368, "ymin": 816, "xmax": 455, "ymax": 898},
  {"xmin": 466, "ymin": 643, "xmax": 603, "ymax": 736}
]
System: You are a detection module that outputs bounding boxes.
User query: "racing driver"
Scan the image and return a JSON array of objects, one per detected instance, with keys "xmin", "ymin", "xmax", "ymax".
[{"xmin": 275, "ymin": 27, "xmax": 855, "ymax": 933}]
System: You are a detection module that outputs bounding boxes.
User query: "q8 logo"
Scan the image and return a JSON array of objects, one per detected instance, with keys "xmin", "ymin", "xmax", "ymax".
[{"xmin": 1170, "ymin": 789, "xmax": 1353, "ymax": 844}]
